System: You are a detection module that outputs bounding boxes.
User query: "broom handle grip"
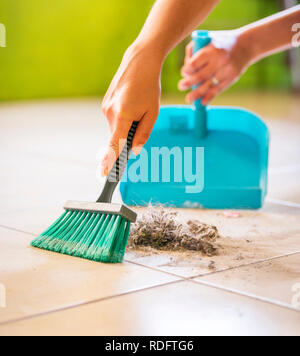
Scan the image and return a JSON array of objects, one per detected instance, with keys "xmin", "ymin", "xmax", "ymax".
[{"xmin": 97, "ymin": 121, "xmax": 139, "ymax": 203}]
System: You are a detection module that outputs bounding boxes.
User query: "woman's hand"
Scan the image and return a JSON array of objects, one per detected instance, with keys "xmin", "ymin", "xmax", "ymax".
[
  {"xmin": 101, "ymin": 43, "xmax": 163, "ymax": 176},
  {"xmin": 178, "ymin": 30, "xmax": 252, "ymax": 105}
]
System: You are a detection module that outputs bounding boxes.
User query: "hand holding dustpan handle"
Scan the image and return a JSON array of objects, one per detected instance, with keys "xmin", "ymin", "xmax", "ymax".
[
  {"xmin": 97, "ymin": 121, "xmax": 139, "ymax": 203},
  {"xmin": 192, "ymin": 31, "xmax": 212, "ymax": 138}
]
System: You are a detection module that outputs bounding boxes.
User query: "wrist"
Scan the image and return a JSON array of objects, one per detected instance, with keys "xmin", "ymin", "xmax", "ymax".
[
  {"xmin": 126, "ymin": 37, "xmax": 168, "ymax": 64},
  {"xmin": 236, "ymin": 27, "xmax": 260, "ymax": 66}
]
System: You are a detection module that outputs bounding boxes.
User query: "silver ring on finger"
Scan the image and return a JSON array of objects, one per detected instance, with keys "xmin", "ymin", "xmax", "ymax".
[{"xmin": 211, "ymin": 77, "xmax": 220, "ymax": 86}]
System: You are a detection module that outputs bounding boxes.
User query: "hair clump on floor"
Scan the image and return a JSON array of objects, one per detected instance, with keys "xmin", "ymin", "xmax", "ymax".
[{"xmin": 129, "ymin": 206, "xmax": 220, "ymax": 256}]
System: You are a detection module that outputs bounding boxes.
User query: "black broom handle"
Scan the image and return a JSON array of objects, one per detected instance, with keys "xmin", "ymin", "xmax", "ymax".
[{"xmin": 97, "ymin": 121, "xmax": 139, "ymax": 203}]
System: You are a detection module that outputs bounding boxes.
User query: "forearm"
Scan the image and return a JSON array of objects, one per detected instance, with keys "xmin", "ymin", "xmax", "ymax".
[
  {"xmin": 238, "ymin": 5, "xmax": 300, "ymax": 65},
  {"xmin": 131, "ymin": 0, "xmax": 221, "ymax": 60}
]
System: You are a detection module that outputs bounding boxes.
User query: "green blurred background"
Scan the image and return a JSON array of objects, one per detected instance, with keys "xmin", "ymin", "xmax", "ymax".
[{"xmin": 0, "ymin": 0, "xmax": 298, "ymax": 101}]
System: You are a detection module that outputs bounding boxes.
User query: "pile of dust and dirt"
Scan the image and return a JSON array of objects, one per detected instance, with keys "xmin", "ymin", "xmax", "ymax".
[{"xmin": 129, "ymin": 206, "xmax": 221, "ymax": 257}]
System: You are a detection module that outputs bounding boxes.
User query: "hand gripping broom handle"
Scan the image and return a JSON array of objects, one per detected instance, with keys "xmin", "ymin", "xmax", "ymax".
[{"xmin": 97, "ymin": 121, "xmax": 139, "ymax": 204}]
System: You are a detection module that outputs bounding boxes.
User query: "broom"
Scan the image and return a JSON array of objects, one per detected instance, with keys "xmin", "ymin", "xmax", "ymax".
[{"xmin": 31, "ymin": 122, "xmax": 138, "ymax": 263}]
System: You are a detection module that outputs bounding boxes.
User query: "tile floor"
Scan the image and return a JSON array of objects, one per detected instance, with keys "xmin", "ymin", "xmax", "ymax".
[{"xmin": 0, "ymin": 92, "xmax": 299, "ymax": 336}]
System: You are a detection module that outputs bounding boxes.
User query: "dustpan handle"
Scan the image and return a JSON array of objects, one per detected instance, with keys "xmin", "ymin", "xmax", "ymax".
[
  {"xmin": 192, "ymin": 30, "xmax": 212, "ymax": 138},
  {"xmin": 97, "ymin": 121, "xmax": 139, "ymax": 203}
]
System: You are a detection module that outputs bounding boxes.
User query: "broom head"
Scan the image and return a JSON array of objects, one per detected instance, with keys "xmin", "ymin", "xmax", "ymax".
[{"xmin": 31, "ymin": 201, "xmax": 137, "ymax": 263}]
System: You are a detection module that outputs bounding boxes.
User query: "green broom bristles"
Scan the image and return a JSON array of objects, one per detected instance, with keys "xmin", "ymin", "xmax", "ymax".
[
  {"xmin": 32, "ymin": 121, "xmax": 138, "ymax": 263},
  {"xmin": 31, "ymin": 210, "xmax": 131, "ymax": 263}
]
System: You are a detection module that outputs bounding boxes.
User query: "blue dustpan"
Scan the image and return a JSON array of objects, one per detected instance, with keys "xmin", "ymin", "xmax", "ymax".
[{"xmin": 120, "ymin": 31, "xmax": 269, "ymax": 209}]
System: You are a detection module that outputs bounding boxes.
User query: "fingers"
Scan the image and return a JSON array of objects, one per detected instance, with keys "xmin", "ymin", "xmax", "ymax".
[
  {"xmin": 178, "ymin": 63, "xmax": 212, "ymax": 91},
  {"xmin": 185, "ymin": 66, "xmax": 231, "ymax": 104},
  {"xmin": 202, "ymin": 79, "xmax": 231, "ymax": 105},
  {"xmin": 101, "ymin": 110, "xmax": 159, "ymax": 176},
  {"xmin": 184, "ymin": 41, "xmax": 193, "ymax": 65},
  {"xmin": 181, "ymin": 44, "xmax": 213, "ymax": 76},
  {"xmin": 185, "ymin": 78, "xmax": 213, "ymax": 103},
  {"xmin": 132, "ymin": 111, "xmax": 158, "ymax": 155},
  {"xmin": 180, "ymin": 45, "xmax": 230, "ymax": 92},
  {"xmin": 101, "ymin": 118, "xmax": 132, "ymax": 176}
]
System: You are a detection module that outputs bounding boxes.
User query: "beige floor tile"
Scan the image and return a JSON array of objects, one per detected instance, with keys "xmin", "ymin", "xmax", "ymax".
[
  {"xmin": 0, "ymin": 194, "xmax": 123, "ymax": 236},
  {"xmin": 1, "ymin": 97, "xmax": 300, "ymax": 279},
  {"xmin": 262, "ymin": 110, "xmax": 300, "ymax": 204},
  {"xmin": 0, "ymin": 100, "xmax": 120, "ymax": 222},
  {"xmin": 0, "ymin": 227, "xmax": 179, "ymax": 324},
  {"xmin": 0, "ymin": 207, "xmax": 76, "ymax": 236},
  {"xmin": 268, "ymin": 171, "xmax": 300, "ymax": 204},
  {"xmin": 2, "ymin": 201, "xmax": 299, "ymax": 279},
  {"xmin": 0, "ymin": 281, "xmax": 299, "ymax": 336},
  {"xmin": 0, "ymin": 145, "xmax": 108, "ymax": 214},
  {"xmin": 0, "ymin": 161, "xmax": 96, "ymax": 216},
  {"xmin": 195, "ymin": 253, "xmax": 300, "ymax": 309},
  {"xmin": 266, "ymin": 119, "xmax": 300, "ymax": 204},
  {"xmin": 0, "ymin": 99, "xmax": 108, "ymax": 166},
  {"xmin": 0, "ymin": 149, "xmax": 122, "ymax": 234},
  {"xmin": 267, "ymin": 120, "xmax": 300, "ymax": 169},
  {"xmin": 126, "ymin": 202, "xmax": 300, "ymax": 277}
]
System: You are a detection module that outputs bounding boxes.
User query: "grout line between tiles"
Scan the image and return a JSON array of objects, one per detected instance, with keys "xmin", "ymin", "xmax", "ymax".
[
  {"xmin": 0, "ymin": 224, "xmax": 187, "ymax": 280},
  {"xmin": 190, "ymin": 278, "xmax": 300, "ymax": 313},
  {"xmin": 125, "ymin": 259, "xmax": 191, "ymax": 281},
  {"xmin": 126, "ymin": 252, "xmax": 300, "ymax": 281},
  {"xmin": 190, "ymin": 251, "xmax": 300, "ymax": 279},
  {"xmin": 2, "ymin": 224, "xmax": 300, "ymax": 322},
  {"xmin": 266, "ymin": 197, "xmax": 300, "ymax": 209},
  {"xmin": 2, "ymin": 277, "xmax": 298, "ymax": 330},
  {"xmin": 0, "ymin": 280, "xmax": 185, "ymax": 328},
  {"xmin": 0, "ymin": 224, "xmax": 36, "ymax": 236},
  {"xmin": 2, "ymin": 223, "xmax": 299, "ymax": 283},
  {"xmin": 0, "ymin": 224, "xmax": 188, "ymax": 281}
]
